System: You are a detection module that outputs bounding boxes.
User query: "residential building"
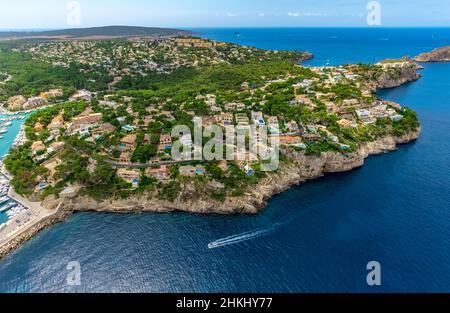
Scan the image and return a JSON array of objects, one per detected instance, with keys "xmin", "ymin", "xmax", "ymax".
[
  {"xmin": 120, "ymin": 134, "xmax": 137, "ymax": 151},
  {"xmin": 7, "ymin": 95, "xmax": 26, "ymax": 111},
  {"xmin": 42, "ymin": 157, "xmax": 62, "ymax": 185},
  {"xmin": 24, "ymin": 97, "xmax": 46, "ymax": 109},
  {"xmin": 159, "ymin": 134, "xmax": 172, "ymax": 151},
  {"xmin": 251, "ymin": 111, "xmax": 265, "ymax": 126},
  {"xmin": 285, "ymin": 121, "xmax": 299, "ymax": 133},
  {"xmin": 295, "ymin": 94, "xmax": 314, "ymax": 106},
  {"xmin": 49, "ymin": 141, "xmax": 65, "ymax": 153},
  {"xmin": 278, "ymin": 136, "xmax": 303, "ymax": 145},
  {"xmin": 118, "ymin": 152, "xmax": 132, "ymax": 164},
  {"xmin": 68, "ymin": 112, "xmax": 103, "ymax": 134},
  {"xmin": 355, "ymin": 109, "xmax": 375, "ymax": 124},
  {"xmin": 91, "ymin": 123, "xmax": 116, "ymax": 138},
  {"xmin": 145, "ymin": 165, "xmax": 170, "ymax": 181},
  {"xmin": 34, "ymin": 122, "xmax": 44, "ymax": 132},
  {"xmin": 215, "ymin": 113, "xmax": 234, "ymax": 127},
  {"xmin": 31, "ymin": 141, "xmax": 46, "ymax": 155},
  {"xmin": 202, "ymin": 116, "xmax": 216, "ymax": 129},
  {"xmin": 40, "ymin": 89, "xmax": 63, "ymax": 100},
  {"xmin": 225, "ymin": 102, "xmax": 246, "ymax": 111},
  {"xmin": 179, "ymin": 165, "xmax": 206, "ymax": 177},
  {"xmin": 69, "ymin": 89, "xmax": 93, "ymax": 102},
  {"xmin": 47, "ymin": 114, "xmax": 64, "ymax": 131},
  {"xmin": 338, "ymin": 119, "xmax": 356, "ymax": 128},
  {"xmin": 303, "ymin": 133, "xmax": 321, "ymax": 142},
  {"xmin": 117, "ymin": 168, "xmax": 140, "ymax": 188}
]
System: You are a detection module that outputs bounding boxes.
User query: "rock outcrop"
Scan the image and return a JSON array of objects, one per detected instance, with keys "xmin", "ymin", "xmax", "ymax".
[
  {"xmin": 376, "ymin": 60, "xmax": 422, "ymax": 89},
  {"xmin": 64, "ymin": 128, "xmax": 421, "ymax": 216},
  {"xmin": 414, "ymin": 46, "xmax": 450, "ymax": 62}
]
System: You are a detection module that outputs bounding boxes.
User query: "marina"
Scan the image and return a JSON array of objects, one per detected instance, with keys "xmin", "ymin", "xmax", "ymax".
[
  {"xmin": 0, "ymin": 116, "xmax": 33, "ymax": 229},
  {"xmin": 0, "ymin": 196, "xmax": 9, "ymax": 205},
  {"xmin": 0, "ymin": 115, "xmax": 24, "ymax": 137},
  {"xmin": 0, "ymin": 202, "xmax": 15, "ymax": 213},
  {"xmin": 1, "ymin": 159, "xmax": 22, "ymax": 220},
  {"xmin": 0, "ymin": 111, "xmax": 60, "ymax": 253}
]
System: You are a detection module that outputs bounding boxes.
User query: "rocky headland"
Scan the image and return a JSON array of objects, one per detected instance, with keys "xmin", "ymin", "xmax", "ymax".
[
  {"xmin": 65, "ymin": 128, "xmax": 420, "ymax": 215},
  {"xmin": 0, "ymin": 53, "xmax": 423, "ymax": 260},
  {"xmin": 414, "ymin": 46, "xmax": 450, "ymax": 62},
  {"xmin": 375, "ymin": 58, "xmax": 422, "ymax": 89}
]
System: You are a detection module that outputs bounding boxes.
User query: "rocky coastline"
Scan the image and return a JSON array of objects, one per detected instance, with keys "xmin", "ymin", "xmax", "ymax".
[
  {"xmin": 0, "ymin": 56, "xmax": 423, "ymax": 260},
  {"xmin": 414, "ymin": 46, "xmax": 450, "ymax": 63},
  {"xmin": 0, "ymin": 126, "xmax": 420, "ymax": 260},
  {"xmin": 376, "ymin": 59, "xmax": 422, "ymax": 89},
  {"xmin": 0, "ymin": 126, "xmax": 421, "ymax": 260},
  {"xmin": 66, "ymin": 128, "xmax": 420, "ymax": 215}
]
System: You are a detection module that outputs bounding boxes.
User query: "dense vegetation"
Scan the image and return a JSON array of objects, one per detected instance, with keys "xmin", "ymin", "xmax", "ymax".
[{"xmin": 0, "ymin": 42, "xmax": 111, "ymax": 100}]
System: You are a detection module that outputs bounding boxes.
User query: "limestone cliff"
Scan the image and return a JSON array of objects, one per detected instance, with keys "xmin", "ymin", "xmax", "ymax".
[
  {"xmin": 64, "ymin": 128, "xmax": 420, "ymax": 216},
  {"xmin": 375, "ymin": 61, "xmax": 422, "ymax": 89}
]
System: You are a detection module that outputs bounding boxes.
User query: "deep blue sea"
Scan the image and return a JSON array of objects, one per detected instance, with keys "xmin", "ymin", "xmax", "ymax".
[{"xmin": 1, "ymin": 28, "xmax": 450, "ymax": 293}]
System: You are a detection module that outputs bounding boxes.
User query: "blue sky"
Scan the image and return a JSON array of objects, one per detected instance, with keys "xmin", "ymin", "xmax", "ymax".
[{"xmin": 0, "ymin": 0, "xmax": 449, "ymax": 29}]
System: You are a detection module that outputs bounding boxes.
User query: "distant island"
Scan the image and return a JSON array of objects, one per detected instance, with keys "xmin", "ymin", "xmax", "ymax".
[
  {"xmin": 0, "ymin": 30, "xmax": 421, "ymax": 259},
  {"xmin": 0, "ymin": 25, "xmax": 192, "ymax": 41}
]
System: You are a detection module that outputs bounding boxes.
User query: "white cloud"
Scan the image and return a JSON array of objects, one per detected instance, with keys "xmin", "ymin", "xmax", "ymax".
[
  {"xmin": 227, "ymin": 12, "xmax": 237, "ymax": 17},
  {"xmin": 288, "ymin": 11, "xmax": 329, "ymax": 17},
  {"xmin": 259, "ymin": 12, "xmax": 265, "ymax": 17}
]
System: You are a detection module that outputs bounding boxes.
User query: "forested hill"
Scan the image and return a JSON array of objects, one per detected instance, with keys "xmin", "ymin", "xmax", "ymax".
[{"xmin": 0, "ymin": 26, "xmax": 192, "ymax": 40}]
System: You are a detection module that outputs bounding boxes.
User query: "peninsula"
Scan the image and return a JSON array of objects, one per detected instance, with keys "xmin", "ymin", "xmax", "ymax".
[
  {"xmin": 0, "ymin": 32, "xmax": 421, "ymax": 259},
  {"xmin": 414, "ymin": 46, "xmax": 450, "ymax": 62}
]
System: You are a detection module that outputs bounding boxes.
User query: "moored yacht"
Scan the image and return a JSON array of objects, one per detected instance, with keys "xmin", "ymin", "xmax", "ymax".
[
  {"xmin": 0, "ymin": 202, "xmax": 15, "ymax": 213},
  {"xmin": 0, "ymin": 196, "xmax": 9, "ymax": 205}
]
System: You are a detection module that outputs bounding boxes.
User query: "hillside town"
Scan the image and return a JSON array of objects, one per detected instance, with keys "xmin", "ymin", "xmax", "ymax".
[
  {"xmin": 22, "ymin": 37, "xmax": 300, "ymax": 86},
  {"xmin": 1, "ymin": 37, "xmax": 419, "ymax": 205}
]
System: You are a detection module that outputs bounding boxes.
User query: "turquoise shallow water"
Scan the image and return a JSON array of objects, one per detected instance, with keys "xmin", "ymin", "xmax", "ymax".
[
  {"xmin": 0, "ymin": 113, "xmax": 26, "ymax": 225},
  {"xmin": 0, "ymin": 28, "xmax": 450, "ymax": 292}
]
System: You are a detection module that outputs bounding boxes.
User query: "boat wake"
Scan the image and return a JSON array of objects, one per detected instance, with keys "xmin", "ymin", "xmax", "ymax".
[{"xmin": 208, "ymin": 222, "xmax": 284, "ymax": 249}]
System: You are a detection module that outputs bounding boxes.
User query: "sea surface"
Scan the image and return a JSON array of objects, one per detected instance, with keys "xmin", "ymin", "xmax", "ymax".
[
  {"xmin": 0, "ymin": 114, "xmax": 26, "ymax": 225},
  {"xmin": 1, "ymin": 28, "xmax": 450, "ymax": 292}
]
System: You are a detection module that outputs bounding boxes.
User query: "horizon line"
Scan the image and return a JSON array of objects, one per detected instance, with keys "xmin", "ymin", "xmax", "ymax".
[{"xmin": 2, "ymin": 25, "xmax": 450, "ymax": 32}]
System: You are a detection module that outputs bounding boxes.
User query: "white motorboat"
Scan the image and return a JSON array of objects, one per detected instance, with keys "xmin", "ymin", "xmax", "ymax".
[
  {"xmin": 0, "ymin": 196, "xmax": 9, "ymax": 205},
  {"xmin": 0, "ymin": 202, "xmax": 15, "ymax": 213}
]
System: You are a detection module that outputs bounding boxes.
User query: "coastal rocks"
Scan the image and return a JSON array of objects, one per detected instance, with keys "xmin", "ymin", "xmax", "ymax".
[
  {"xmin": 376, "ymin": 61, "xmax": 422, "ymax": 89},
  {"xmin": 62, "ymin": 129, "xmax": 420, "ymax": 217},
  {"xmin": 414, "ymin": 46, "xmax": 450, "ymax": 62},
  {"xmin": 67, "ymin": 192, "xmax": 260, "ymax": 215},
  {"xmin": 299, "ymin": 52, "xmax": 314, "ymax": 63},
  {"xmin": 241, "ymin": 128, "xmax": 420, "ymax": 212}
]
